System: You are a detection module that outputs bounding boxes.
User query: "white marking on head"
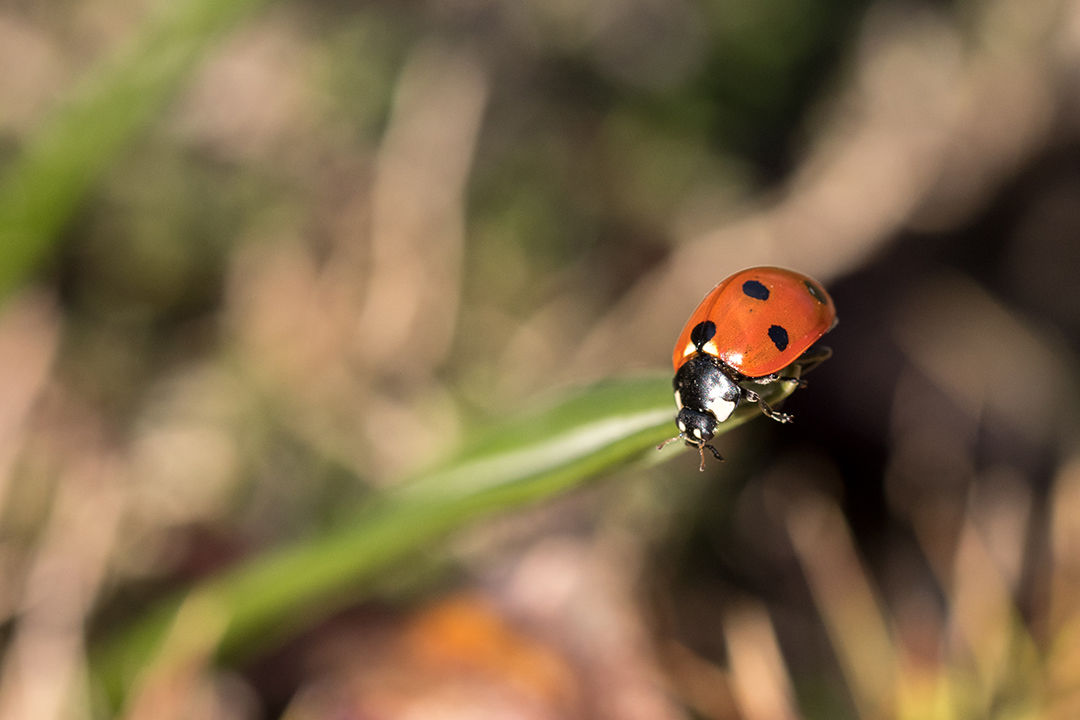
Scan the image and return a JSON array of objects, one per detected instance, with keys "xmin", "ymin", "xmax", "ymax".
[
  {"xmin": 702, "ymin": 340, "xmax": 719, "ymax": 355},
  {"xmin": 692, "ymin": 427, "xmax": 703, "ymax": 439},
  {"xmin": 705, "ymin": 396, "xmax": 737, "ymax": 423},
  {"xmin": 674, "ymin": 390, "xmax": 683, "ymax": 409},
  {"xmin": 677, "ymin": 418, "xmax": 686, "ymax": 432}
]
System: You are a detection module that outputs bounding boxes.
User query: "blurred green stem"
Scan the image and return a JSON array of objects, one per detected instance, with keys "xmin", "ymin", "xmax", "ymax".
[
  {"xmin": 91, "ymin": 373, "xmax": 800, "ymax": 710},
  {"xmin": 0, "ymin": 0, "xmax": 273, "ymax": 299}
]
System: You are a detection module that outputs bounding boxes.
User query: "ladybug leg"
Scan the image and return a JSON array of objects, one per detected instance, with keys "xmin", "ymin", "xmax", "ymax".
[
  {"xmin": 695, "ymin": 442, "xmax": 724, "ymax": 471},
  {"xmin": 793, "ymin": 345, "xmax": 833, "ymax": 376},
  {"xmin": 742, "ymin": 388, "xmax": 794, "ymax": 424},
  {"xmin": 660, "ymin": 435, "xmax": 724, "ymax": 470},
  {"xmin": 752, "ymin": 346, "xmax": 834, "ymax": 388},
  {"xmin": 756, "ymin": 372, "xmax": 808, "ymax": 389}
]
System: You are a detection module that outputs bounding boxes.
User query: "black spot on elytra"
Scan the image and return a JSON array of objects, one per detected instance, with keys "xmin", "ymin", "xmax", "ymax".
[
  {"xmin": 742, "ymin": 280, "xmax": 770, "ymax": 301},
  {"xmin": 691, "ymin": 321, "xmax": 716, "ymax": 349},
  {"xmin": 804, "ymin": 280, "xmax": 825, "ymax": 304},
  {"xmin": 768, "ymin": 325, "xmax": 789, "ymax": 351}
]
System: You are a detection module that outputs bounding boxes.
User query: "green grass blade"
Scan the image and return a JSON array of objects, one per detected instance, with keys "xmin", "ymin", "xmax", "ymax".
[
  {"xmin": 91, "ymin": 372, "xmax": 799, "ymax": 707},
  {"xmin": 0, "ymin": 0, "xmax": 273, "ymax": 299}
]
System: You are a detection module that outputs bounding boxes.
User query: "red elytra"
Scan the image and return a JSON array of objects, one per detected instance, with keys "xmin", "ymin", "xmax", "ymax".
[{"xmin": 671, "ymin": 266, "xmax": 837, "ymax": 378}]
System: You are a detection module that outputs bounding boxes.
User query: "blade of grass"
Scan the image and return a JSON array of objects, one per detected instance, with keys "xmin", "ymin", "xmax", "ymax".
[
  {"xmin": 0, "ymin": 0, "xmax": 273, "ymax": 299},
  {"xmin": 91, "ymin": 372, "xmax": 802, "ymax": 709}
]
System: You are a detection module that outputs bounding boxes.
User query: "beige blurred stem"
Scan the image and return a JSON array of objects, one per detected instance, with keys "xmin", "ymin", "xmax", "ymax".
[
  {"xmin": 0, "ymin": 454, "xmax": 125, "ymax": 720},
  {"xmin": 723, "ymin": 602, "xmax": 800, "ymax": 720},
  {"xmin": 786, "ymin": 493, "xmax": 897, "ymax": 719},
  {"xmin": 355, "ymin": 42, "xmax": 488, "ymax": 373},
  {"xmin": 1048, "ymin": 454, "xmax": 1080, "ymax": 712},
  {"xmin": 0, "ymin": 292, "xmax": 59, "ymax": 515}
]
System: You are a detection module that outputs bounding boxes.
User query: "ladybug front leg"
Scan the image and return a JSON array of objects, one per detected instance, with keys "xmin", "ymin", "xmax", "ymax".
[
  {"xmin": 792, "ymin": 345, "xmax": 833, "ymax": 376},
  {"xmin": 752, "ymin": 346, "xmax": 835, "ymax": 388},
  {"xmin": 754, "ymin": 372, "xmax": 808, "ymax": 389},
  {"xmin": 742, "ymin": 388, "xmax": 794, "ymax": 424}
]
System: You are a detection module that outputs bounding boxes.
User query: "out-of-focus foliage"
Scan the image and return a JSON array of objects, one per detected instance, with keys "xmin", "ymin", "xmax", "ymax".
[
  {"xmin": 0, "ymin": 0, "xmax": 272, "ymax": 299},
  {"xmin": 94, "ymin": 374, "xmax": 805, "ymax": 710},
  {"xmin": 1, "ymin": 0, "xmax": 1079, "ymax": 718}
]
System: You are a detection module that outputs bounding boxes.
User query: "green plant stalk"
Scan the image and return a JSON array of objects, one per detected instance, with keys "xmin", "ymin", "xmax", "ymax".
[
  {"xmin": 91, "ymin": 372, "xmax": 802, "ymax": 708},
  {"xmin": 0, "ymin": 0, "xmax": 273, "ymax": 299}
]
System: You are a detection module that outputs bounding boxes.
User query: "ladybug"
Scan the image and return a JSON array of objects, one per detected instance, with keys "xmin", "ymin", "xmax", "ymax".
[{"xmin": 658, "ymin": 266, "xmax": 837, "ymax": 470}]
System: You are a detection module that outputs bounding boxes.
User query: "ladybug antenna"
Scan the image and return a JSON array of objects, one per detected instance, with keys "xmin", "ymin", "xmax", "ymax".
[
  {"xmin": 656, "ymin": 434, "xmax": 684, "ymax": 452},
  {"xmin": 658, "ymin": 434, "xmax": 724, "ymax": 471}
]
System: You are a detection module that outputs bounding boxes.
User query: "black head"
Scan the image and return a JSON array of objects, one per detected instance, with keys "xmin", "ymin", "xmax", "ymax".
[
  {"xmin": 657, "ymin": 406, "xmax": 726, "ymax": 471},
  {"xmin": 676, "ymin": 406, "xmax": 718, "ymax": 446}
]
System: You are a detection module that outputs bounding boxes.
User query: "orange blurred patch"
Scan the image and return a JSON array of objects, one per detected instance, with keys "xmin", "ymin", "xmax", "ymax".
[{"xmin": 401, "ymin": 593, "xmax": 577, "ymax": 709}]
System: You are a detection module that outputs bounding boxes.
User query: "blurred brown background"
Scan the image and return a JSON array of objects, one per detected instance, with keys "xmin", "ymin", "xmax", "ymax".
[{"xmin": 1, "ymin": 0, "xmax": 1080, "ymax": 717}]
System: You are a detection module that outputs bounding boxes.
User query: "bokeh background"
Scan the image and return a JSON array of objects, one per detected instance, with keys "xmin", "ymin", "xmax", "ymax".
[{"xmin": 2, "ymin": 0, "xmax": 1080, "ymax": 717}]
